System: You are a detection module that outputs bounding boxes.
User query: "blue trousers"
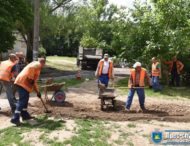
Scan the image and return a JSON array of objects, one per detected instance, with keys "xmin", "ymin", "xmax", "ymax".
[
  {"xmin": 152, "ymin": 76, "xmax": 162, "ymax": 91},
  {"xmin": 12, "ymin": 86, "xmax": 29, "ymax": 121},
  {"xmin": 98, "ymin": 74, "xmax": 109, "ymax": 87},
  {"xmin": 126, "ymin": 88, "xmax": 145, "ymax": 109}
]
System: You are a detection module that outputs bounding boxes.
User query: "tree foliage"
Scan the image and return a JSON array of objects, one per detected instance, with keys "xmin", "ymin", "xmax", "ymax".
[
  {"xmin": 1, "ymin": 0, "xmax": 190, "ymax": 78},
  {"xmin": 0, "ymin": 0, "xmax": 32, "ymax": 53}
]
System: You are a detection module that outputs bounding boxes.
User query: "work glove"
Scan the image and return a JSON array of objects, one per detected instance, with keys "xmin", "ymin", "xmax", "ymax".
[{"xmin": 37, "ymin": 92, "xmax": 41, "ymax": 98}]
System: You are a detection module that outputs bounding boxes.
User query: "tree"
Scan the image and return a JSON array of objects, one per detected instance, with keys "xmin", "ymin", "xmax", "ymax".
[{"xmin": 0, "ymin": 0, "xmax": 32, "ymax": 54}]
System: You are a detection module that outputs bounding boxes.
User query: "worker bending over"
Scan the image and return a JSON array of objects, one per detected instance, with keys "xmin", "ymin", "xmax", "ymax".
[
  {"xmin": 125, "ymin": 62, "xmax": 152, "ymax": 112},
  {"xmin": 11, "ymin": 58, "xmax": 45, "ymax": 125}
]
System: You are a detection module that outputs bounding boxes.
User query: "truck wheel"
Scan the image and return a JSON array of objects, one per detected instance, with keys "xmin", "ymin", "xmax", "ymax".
[{"xmin": 81, "ymin": 64, "xmax": 86, "ymax": 70}]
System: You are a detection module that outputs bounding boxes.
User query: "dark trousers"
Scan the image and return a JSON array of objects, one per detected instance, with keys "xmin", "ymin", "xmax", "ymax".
[
  {"xmin": 16, "ymin": 86, "xmax": 29, "ymax": 112},
  {"xmin": 171, "ymin": 72, "xmax": 180, "ymax": 86},
  {"xmin": 11, "ymin": 86, "xmax": 29, "ymax": 122}
]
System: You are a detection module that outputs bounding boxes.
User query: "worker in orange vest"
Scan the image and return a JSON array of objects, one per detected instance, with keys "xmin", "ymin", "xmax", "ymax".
[
  {"xmin": 95, "ymin": 54, "xmax": 114, "ymax": 87},
  {"xmin": 151, "ymin": 57, "xmax": 162, "ymax": 91},
  {"xmin": 164, "ymin": 56, "xmax": 184, "ymax": 86},
  {"xmin": 11, "ymin": 58, "xmax": 46, "ymax": 125},
  {"xmin": 13, "ymin": 52, "xmax": 26, "ymax": 100},
  {"xmin": 0, "ymin": 54, "xmax": 18, "ymax": 113},
  {"xmin": 125, "ymin": 62, "xmax": 152, "ymax": 112}
]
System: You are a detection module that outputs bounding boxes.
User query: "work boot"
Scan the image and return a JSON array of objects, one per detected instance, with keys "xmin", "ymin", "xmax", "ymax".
[
  {"xmin": 10, "ymin": 113, "xmax": 21, "ymax": 126},
  {"xmin": 21, "ymin": 111, "xmax": 34, "ymax": 121},
  {"xmin": 125, "ymin": 107, "xmax": 130, "ymax": 113},
  {"xmin": 141, "ymin": 107, "xmax": 147, "ymax": 113}
]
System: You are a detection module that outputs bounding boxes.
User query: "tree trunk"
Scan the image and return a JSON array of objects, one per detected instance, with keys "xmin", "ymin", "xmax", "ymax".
[{"xmin": 26, "ymin": 30, "xmax": 33, "ymax": 63}]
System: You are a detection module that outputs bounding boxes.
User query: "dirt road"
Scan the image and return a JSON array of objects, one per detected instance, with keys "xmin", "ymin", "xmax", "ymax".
[
  {"xmin": 28, "ymin": 79, "xmax": 190, "ymax": 122},
  {"xmin": 1, "ymin": 78, "xmax": 190, "ymax": 146}
]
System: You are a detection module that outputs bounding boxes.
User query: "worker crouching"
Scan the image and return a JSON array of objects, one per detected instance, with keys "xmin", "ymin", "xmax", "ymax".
[
  {"xmin": 11, "ymin": 58, "xmax": 46, "ymax": 125},
  {"xmin": 125, "ymin": 62, "xmax": 152, "ymax": 112}
]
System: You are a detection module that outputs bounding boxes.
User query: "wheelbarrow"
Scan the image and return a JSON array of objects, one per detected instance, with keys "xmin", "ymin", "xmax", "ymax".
[
  {"xmin": 99, "ymin": 88, "xmax": 116, "ymax": 110},
  {"xmin": 41, "ymin": 78, "xmax": 66, "ymax": 103}
]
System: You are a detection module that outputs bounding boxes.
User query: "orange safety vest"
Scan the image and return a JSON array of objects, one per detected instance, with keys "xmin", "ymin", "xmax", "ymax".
[
  {"xmin": 0, "ymin": 60, "xmax": 16, "ymax": 81},
  {"xmin": 128, "ymin": 68, "xmax": 146, "ymax": 87},
  {"xmin": 98, "ymin": 60, "xmax": 113, "ymax": 79},
  {"xmin": 152, "ymin": 62, "xmax": 160, "ymax": 77},
  {"xmin": 14, "ymin": 61, "xmax": 41, "ymax": 93},
  {"xmin": 165, "ymin": 60, "xmax": 184, "ymax": 74}
]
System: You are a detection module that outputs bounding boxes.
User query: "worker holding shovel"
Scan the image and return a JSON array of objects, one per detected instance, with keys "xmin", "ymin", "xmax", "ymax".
[
  {"xmin": 11, "ymin": 58, "xmax": 46, "ymax": 125},
  {"xmin": 125, "ymin": 62, "xmax": 152, "ymax": 112}
]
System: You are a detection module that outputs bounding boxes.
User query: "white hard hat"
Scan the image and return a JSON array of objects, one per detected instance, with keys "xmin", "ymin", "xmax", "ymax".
[
  {"xmin": 133, "ymin": 62, "xmax": 141, "ymax": 68},
  {"xmin": 104, "ymin": 53, "xmax": 109, "ymax": 58}
]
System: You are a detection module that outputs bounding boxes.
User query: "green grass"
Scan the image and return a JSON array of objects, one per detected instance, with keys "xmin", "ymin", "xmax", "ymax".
[
  {"xmin": 45, "ymin": 56, "xmax": 77, "ymax": 71},
  {"xmin": 127, "ymin": 141, "xmax": 134, "ymax": 146},
  {"xmin": 0, "ymin": 127, "xmax": 30, "ymax": 146},
  {"xmin": 127, "ymin": 123, "xmax": 136, "ymax": 128},
  {"xmin": 39, "ymin": 77, "xmax": 88, "ymax": 92},
  {"xmin": 55, "ymin": 78, "xmax": 86, "ymax": 87},
  {"xmin": 114, "ymin": 139, "xmax": 125, "ymax": 145},
  {"xmin": 116, "ymin": 77, "xmax": 190, "ymax": 99},
  {"xmin": 47, "ymin": 56, "xmax": 76, "ymax": 62},
  {"xmin": 0, "ymin": 115, "xmax": 65, "ymax": 146},
  {"xmin": 63, "ymin": 119, "xmax": 111, "ymax": 146},
  {"xmin": 0, "ymin": 117, "xmax": 113, "ymax": 146}
]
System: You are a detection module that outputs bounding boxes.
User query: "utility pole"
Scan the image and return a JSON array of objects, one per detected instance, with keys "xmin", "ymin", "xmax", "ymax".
[{"xmin": 33, "ymin": 0, "xmax": 40, "ymax": 61}]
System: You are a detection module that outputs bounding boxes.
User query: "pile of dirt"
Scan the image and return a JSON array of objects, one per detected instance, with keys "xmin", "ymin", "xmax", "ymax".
[
  {"xmin": 29, "ymin": 98, "xmax": 190, "ymax": 122},
  {"xmin": 24, "ymin": 79, "xmax": 190, "ymax": 123}
]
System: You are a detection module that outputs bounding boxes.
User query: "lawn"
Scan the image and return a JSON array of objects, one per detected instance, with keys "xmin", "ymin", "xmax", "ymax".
[
  {"xmin": 45, "ymin": 56, "xmax": 77, "ymax": 71},
  {"xmin": 47, "ymin": 56, "xmax": 76, "ymax": 62},
  {"xmin": 116, "ymin": 77, "xmax": 190, "ymax": 100},
  {"xmin": 0, "ymin": 116, "xmax": 132, "ymax": 146}
]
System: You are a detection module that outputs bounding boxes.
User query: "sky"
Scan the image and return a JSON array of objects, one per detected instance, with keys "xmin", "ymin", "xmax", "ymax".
[
  {"xmin": 108, "ymin": 0, "xmax": 134, "ymax": 8},
  {"xmin": 108, "ymin": 0, "xmax": 146, "ymax": 8},
  {"xmin": 72, "ymin": 0, "xmax": 146, "ymax": 8}
]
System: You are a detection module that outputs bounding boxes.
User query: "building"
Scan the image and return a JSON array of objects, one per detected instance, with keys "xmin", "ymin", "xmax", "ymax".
[{"xmin": 0, "ymin": 31, "xmax": 27, "ymax": 60}]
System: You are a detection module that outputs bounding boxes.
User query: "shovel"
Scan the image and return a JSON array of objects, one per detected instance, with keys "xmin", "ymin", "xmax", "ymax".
[{"xmin": 39, "ymin": 96, "xmax": 52, "ymax": 113}]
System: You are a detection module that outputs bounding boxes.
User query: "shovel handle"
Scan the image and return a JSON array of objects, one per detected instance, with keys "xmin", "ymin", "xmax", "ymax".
[{"xmin": 39, "ymin": 96, "xmax": 49, "ymax": 112}]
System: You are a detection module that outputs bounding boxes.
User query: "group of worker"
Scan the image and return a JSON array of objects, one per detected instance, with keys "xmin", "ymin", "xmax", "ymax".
[
  {"xmin": 96, "ymin": 54, "xmax": 184, "ymax": 112},
  {"xmin": 0, "ymin": 53, "xmax": 46, "ymax": 125},
  {"xmin": 0, "ymin": 52, "xmax": 184, "ymax": 125}
]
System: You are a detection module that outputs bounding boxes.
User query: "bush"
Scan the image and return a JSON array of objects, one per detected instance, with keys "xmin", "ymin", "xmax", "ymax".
[
  {"xmin": 39, "ymin": 46, "xmax": 47, "ymax": 57},
  {"xmin": 80, "ymin": 34, "xmax": 98, "ymax": 48}
]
